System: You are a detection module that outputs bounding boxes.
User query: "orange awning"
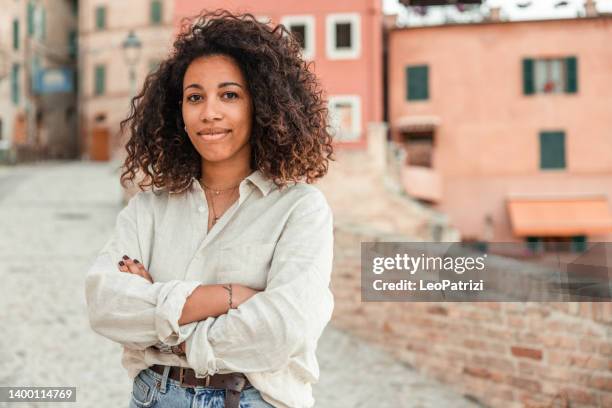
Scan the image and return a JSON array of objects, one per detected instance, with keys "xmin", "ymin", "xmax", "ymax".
[
  {"xmin": 394, "ymin": 115, "xmax": 440, "ymax": 132},
  {"xmin": 507, "ymin": 195, "xmax": 612, "ymax": 237}
]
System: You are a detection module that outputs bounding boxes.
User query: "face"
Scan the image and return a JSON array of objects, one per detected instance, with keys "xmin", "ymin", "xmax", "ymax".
[{"xmin": 182, "ymin": 54, "xmax": 253, "ymax": 166}]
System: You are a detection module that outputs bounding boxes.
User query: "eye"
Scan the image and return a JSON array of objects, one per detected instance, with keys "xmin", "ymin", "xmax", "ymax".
[
  {"xmin": 222, "ymin": 92, "xmax": 239, "ymax": 100},
  {"xmin": 186, "ymin": 94, "xmax": 202, "ymax": 103}
]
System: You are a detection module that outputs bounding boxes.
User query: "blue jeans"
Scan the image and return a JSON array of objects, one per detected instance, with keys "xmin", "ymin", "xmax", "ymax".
[{"xmin": 129, "ymin": 367, "xmax": 275, "ymax": 408}]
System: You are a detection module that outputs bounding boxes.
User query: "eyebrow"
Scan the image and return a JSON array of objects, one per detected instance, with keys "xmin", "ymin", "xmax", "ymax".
[{"xmin": 183, "ymin": 82, "xmax": 244, "ymax": 91}]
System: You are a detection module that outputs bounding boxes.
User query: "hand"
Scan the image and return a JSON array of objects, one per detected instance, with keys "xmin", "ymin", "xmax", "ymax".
[
  {"xmin": 117, "ymin": 255, "xmax": 153, "ymax": 283},
  {"xmin": 230, "ymin": 284, "xmax": 262, "ymax": 308}
]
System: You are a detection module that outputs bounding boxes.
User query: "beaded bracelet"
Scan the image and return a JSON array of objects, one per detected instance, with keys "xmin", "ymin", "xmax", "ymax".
[{"xmin": 222, "ymin": 284, "xmax": 234, "ymax": 309}]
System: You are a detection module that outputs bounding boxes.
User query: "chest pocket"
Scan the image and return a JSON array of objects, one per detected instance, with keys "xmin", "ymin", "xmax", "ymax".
[{"xmin": 214, "ymin": 242, "xmax": 276, "ymax": 290}]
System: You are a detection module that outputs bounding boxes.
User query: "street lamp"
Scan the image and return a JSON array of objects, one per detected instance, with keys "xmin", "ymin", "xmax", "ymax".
[{"xmin": 121, "ymin": 30, "xmax": 142, "ymax": 98}]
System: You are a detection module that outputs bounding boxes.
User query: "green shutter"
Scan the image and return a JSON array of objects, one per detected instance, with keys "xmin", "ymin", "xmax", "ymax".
[
  {"xmin": 68, "ymin": 30, "xmax": 77, "ymax": 58},
  {"xmin": 41, "ymin": 8, "xmax": 46, "ymax": 40},
  {"xmin": 151, "ymin": 0, "xmax": 162, "ymax": 24},
  {"xmin": 540, "ymin": 131, "xmax": 566, "ymax": 170},
  {"xmin": 94, "ymin": 65, "xmax": 106, "ymax": 96},
  {"xmin": 95, "ymin": 6, "xmax": 106, "ymax": 30},
  {"xmin": 523, "ymin": 58, "xmax": 534, "ymax": 95},
  {"xmin": 565, "ymin": 56, "xmax": 578, "ymax": 94},
  {"xmin": 406, "ymin": 65, "xmax": 429, "ymax": 101},
  {"xmin": 571, "ymin": 235, "xmax": 587, "ymax": 252},
  {"xmin": 11, "ymin": 64, "xmax": 20, "ymax": 105},
  {"xmin": 27, "ymin": 2, "xmax": 35, "ymax": 36},
  {"xmin": 526, "ymin": 237, "xmax": 542, "ymax": 252},
  {"xmin": 13, "ymin": 19, "xmax": 19, "ymax": 50}
]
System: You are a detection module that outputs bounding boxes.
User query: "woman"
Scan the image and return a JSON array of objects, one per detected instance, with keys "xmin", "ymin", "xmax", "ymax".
[{"xmin": 84, "ymin": 9, "xmax": 335, "ymax": 408}]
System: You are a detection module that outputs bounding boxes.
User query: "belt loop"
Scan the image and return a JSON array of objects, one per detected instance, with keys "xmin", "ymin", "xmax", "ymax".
[{"xmin": 159, "ymin": 365, "xmax": 171, "ymax": 394}]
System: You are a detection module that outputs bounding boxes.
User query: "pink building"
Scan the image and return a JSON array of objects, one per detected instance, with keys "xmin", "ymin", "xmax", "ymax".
[
  {"xmin": 174, "ymin": 0, "xmax": 384, "ymax": 148},
  {"xmin": 388, "ymin": 15, "xmax": 612, "ymax": 246}
]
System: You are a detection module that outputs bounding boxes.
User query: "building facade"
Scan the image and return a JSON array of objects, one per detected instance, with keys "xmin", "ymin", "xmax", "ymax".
[
  {"xmin": 174, "ymin": 0, "xmax": 384, "ymax": 148},
  {"xmin": 0, "ymin": 0, "xmax": 77, "ymax": 163},
  {"xmin": 78, "ymin": 0, "xmax": 174, "ymax": 161},
  {"xmin": 388, "ymin": 15, "xmax": 612, "ymax": 245}
]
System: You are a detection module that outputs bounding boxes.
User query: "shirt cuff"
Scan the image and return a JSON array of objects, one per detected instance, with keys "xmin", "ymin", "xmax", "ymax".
[
  {"xmin": 184, "ymin": 317, "xmax": 219, "ymax": 378},
  {"xmin": 155, "ymin": 280, "xmax": 201, "ymax": 346}
]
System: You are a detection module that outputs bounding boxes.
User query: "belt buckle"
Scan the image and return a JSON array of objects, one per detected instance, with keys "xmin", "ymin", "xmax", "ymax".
[{"xmin": 179, "ymin": 367, "xmax": 210, "ymax": 387}]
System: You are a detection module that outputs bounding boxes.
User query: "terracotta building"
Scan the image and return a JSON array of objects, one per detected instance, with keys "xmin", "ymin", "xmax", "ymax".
[
  {"xmin": 174, "ymin": 0, "xmax": 384, "ymax": 148},
  {"xmin": 78, "ymin": 0, "xmax": 175, "ymax": 161},
  {"xmin": 0, "ymin": 0, "xmax": 78, "ymax": 163},
  {"xmin": 388, "ymin": 14, "xmax": 612, "ymax": 245}
]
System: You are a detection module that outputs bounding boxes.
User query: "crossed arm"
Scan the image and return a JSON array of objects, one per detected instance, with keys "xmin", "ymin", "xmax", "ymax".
[
  {"xmin": 85, "ymin": 190, "xmax": 334, "ymax": 375},
  {"xmin": 115, "ymin": 255, "xmax": 259, "ymax": 353}
]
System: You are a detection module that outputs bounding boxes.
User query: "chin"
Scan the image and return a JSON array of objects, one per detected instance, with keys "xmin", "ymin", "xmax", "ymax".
[{"xmin": 199, "ymin": 147, "xmax": 237, "ymax": 163}]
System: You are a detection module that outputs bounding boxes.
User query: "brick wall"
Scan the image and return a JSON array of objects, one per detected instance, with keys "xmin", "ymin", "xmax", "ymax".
[{"xmin": 330, "ymin": 225, "xmax": 612, "ymax": 408}]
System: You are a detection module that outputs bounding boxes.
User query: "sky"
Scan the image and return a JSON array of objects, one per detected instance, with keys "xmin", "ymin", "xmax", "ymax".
[{"xmin": 382, "ymin": 0, "xmax": 612, "ymax": 26}]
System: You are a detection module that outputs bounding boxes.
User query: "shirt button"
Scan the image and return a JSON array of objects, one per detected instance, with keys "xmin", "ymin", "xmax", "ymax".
[{"xmin": 198, "ymin": 205, "xmax": 206, "ymax": 213}]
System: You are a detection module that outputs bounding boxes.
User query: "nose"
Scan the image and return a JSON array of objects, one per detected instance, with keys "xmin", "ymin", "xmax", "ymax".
[{"xmin": 199, "ymin": 98, "xmax": 223, "ymax": 122}]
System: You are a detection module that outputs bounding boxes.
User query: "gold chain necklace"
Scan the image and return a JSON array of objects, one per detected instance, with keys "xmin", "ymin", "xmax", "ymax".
[{"xmin": 200, "ymin": 180, "xmax": 242, "ymax": 225}]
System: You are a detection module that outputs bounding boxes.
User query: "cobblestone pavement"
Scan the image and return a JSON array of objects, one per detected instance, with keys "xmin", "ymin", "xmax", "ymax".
[{"xmin": 0, "ymin": 161, "xmax": 477, "ymax": 408}]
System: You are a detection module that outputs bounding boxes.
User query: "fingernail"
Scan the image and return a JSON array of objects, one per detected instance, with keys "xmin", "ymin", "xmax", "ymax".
[
  {"xmin": 134, "ymin": 259, "xmax": 140, "ymax": 264},
  {"xmin": 119, "ymin": 261, "xmax": 125, "ymax": 266},
  {"xmin": 122, "ymin": 255, "xmax": 129, "ymax": 260}
]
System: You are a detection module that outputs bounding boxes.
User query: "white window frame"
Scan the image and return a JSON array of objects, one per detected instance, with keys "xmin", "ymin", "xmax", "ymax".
[
  {"xmin": 281, "ymin": 15, "xmax": 315, "ymax": 60},
  {"xmin": 328, "ymin": 95, "xmax": 361, "ymax": 141},
  {"xmin": 326, "ymin": 13, "xmax": 361, "ymax": 60}
]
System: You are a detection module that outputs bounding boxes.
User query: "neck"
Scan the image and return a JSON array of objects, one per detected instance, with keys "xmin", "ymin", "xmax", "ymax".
[{"xmin": 201, "ymin": 154, "xmax": 253, "ymax": 191}]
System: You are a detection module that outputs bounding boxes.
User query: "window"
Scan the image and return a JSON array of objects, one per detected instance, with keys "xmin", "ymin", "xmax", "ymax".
[
  {"xmin": 27, "ymin": 1, "xmax": 35, "ymax": 36},
  {"xmin": 38, "ymin": 7, "xmax": 46, "ymax": 41},
  {"xmin": 402, "ymin": 132, "xmax": 434, "ymax": 167},
  {"xmin": 326, "ymin": 13, "xmax": 361, "ymax": 60},
  {"xmin": 11, "ymin": 63, "xmax": 20, "ymax": 105},
  {"xmin": 68, "ymin": 30, "xmax": 77, "ymax": 58},
  {"xmin": 151, "ymin": 0, "xmax": 162, "ymax": 25},
  {"xmin": 406, "ymin": 65, "xmax": 429, "ymax": 101},
  {"xmin": 94, "ymin": 65, "xmax": 106, "ymax": 96},
  {"xmin": 526, "ymin": 236, "xmax": 542, "ymax": 253},
  {"xmin": 526, "ymin": 236, "xmax": 586, "ymax": 253},
  {"xmin": 95, "ymin": 6, "xmax": 106, "ymax": 30},
  {"xmin": 335, "ymin": 23, "xmax": 351, "ymax": 48},
  {"xmin": 523, "ymin": 57, "xmax": 578, "ymax": 95},
  {"xmin": 539, "ymin": 131, "xmax": 566, "ymax": 170},
  {"xmin": 571, "ymin": 236, "xmax": 587, "ymax": 253},
  {"xmin": 13, "ymin": 19, "xmax": 19, "ymax": 50},
  {"xmin": 281, "ymin": 16, "xmax": 315, "ymax": 60},
  {"xmin": 328, "ymin": 95, "xmax": 361, "ymax": 141}
]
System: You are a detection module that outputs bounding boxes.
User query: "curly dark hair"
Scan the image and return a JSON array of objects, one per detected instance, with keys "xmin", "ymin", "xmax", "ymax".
[{"xmin": 119, "ymin": 9, "xmax": 335, "ymax": 194}]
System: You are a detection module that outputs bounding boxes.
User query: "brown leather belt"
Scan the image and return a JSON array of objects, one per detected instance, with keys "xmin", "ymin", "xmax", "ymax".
[{"xmin": 149, "ymin": 364, "xmax": 251, "ymax": 408}]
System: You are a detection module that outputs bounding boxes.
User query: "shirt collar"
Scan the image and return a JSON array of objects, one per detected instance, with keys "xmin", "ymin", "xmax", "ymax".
[
  {"xmin": 245, "ymin": 170, "xmax": 276, "ymax": 196},
  {"xmin": 190, "ymin": 170, "xmax": 276, "ymax": 197}
]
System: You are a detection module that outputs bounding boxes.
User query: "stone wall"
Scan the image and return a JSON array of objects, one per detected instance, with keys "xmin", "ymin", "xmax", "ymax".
[{"xmin": 330, "ymin": 225, "xmax": 612, "ymax": 408}]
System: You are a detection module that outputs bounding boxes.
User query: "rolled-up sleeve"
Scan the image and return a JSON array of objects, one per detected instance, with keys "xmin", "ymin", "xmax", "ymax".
[
  {"xmin": 85, "ymin": 192, "xmax": 201, "ymax": 350},
  {"xmin": 184, "ymin": 191, "xmax": 334, "ymax": 376}
]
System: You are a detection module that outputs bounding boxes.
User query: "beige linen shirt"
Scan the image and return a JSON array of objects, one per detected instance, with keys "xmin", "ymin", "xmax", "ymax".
[{"xmin": 84, "ymin": 170, "xmax": 335, "ymax": 408}]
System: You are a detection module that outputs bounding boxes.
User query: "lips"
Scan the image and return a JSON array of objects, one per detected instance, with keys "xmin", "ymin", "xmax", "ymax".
[{"xmin": 196, "ymin": 128, "xmax": 231, "ymax": 141}]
